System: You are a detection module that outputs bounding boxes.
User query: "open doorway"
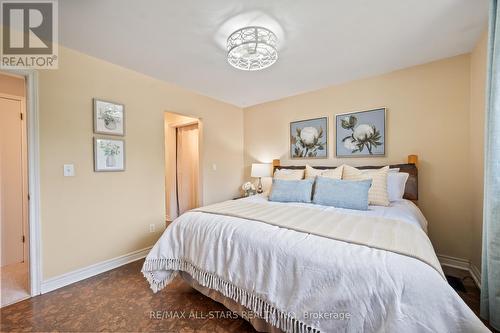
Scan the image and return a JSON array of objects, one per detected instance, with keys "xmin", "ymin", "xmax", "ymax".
[
  {"xmin": 164, "ymin": 112, "xmax": 202, "ymax": 222},
  {"xmin": 0, "ymin": 72, "xmax": 30, "ymax": 307}
]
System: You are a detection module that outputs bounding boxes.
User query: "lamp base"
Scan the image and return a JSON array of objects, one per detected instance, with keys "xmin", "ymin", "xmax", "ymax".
[{"xmin": 257, "ymin": 177, "xmax": 263, "ymax": 194}]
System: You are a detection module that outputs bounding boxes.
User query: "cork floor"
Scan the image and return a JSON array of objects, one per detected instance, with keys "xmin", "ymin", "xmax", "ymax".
[
  {"xmin": 1, "ymin": 260, "xmax": 255, "ymax": 332},
  {"xmin": 0, "ymin": 260, "xmax": 493, "ymax": 332}
]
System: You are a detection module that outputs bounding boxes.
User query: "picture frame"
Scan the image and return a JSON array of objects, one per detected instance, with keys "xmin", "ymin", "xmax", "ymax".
[
  {"xmin": 290, "ymin": 117, "xmax": 328, "ymax": 159},
  {"xmin": 93, "ymin": 98, "xmax": 125, "ymax": 136},
  {"xmin": 335, "ymin": 107, "xmax": 386, "ymax": 157},
  {"xmin": 94, "ymin": 138, "xmax": 125, "ymax": 172}
]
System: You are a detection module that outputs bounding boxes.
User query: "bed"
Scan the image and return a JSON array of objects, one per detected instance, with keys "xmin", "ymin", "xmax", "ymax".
[{"xmin": 142, "ymin": 163, "xmax": 488, "ymax": 333}]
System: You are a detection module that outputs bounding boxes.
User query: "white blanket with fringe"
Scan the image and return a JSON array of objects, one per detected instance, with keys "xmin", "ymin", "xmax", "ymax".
[
  {"xmin": 142, "ymin": 197, "xmax": 487, "ymax": 333},
  {"xmin": 192, "ymin": 200, "xmax": 444, "ymax": 279}
]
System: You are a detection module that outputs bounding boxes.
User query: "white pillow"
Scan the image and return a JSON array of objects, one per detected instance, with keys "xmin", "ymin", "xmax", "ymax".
[
  {"xmin": 361, "ymin": 167, "xmax": 399, "ymax": 173},
  {"xmin": 305, "ymin": 164, "xmax": 343, "ymax": 179},
  {"xmin": 273, "ymin": 168, "xmax": 305, "ymax": 180},
  {"xmin": 387, "ymin": 172, "xmax": 409, "ymax": 202}
]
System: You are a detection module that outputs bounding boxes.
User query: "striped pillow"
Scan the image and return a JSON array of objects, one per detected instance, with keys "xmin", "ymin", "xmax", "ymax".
[
  {"xmin": 305, "ymin": 165, "xmax": 343, "ymax": 179},
  {"xmin": 273, "ymin": 168, "xmax": 305, "ymax": 180},
  {"xmin": 342, "ymin": 165, "xmax": 390, "ymax": 206}
]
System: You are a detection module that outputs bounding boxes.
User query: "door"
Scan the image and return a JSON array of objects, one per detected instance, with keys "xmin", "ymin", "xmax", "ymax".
[
  {"xmin": 0, "ymin": 96, "xmax": 25, "ymax": 267},
  {"xmin": 176, "ymin": 123, "xmax": 199, "ymax": 215}
]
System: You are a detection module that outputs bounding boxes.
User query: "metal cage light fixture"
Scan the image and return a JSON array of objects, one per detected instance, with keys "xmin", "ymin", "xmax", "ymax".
[{"xmin": 227, "ymin": 26, "xmax": 278, "ymax": 71}]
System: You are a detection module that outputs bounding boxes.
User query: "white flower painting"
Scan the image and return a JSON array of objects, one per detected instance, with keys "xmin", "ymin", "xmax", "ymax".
[
  {"xmin": 290, "ymin": 117, "xmax": 328, "ymax": 158},
  {"xmin": 336, "ymin": 108, "xmax": 386, "ymax": 157},
  {"xmin": 93, "ymin": 99, "xmax": 125, "ymax": 136}
]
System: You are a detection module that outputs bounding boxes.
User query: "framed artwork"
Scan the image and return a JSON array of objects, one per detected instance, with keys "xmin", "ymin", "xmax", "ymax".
[
  {"xmin": 290, "ymin": 117, "xmax": 328, "ymax": 159},
  {"xmin": 336, "ymin": 107, "xmax": 386, "ymax": 157},
  {"xmin": 93, "ymin": 99, "xmax": 125, "ymax": 136},
  {"xmin": 94, "ymin": 138, "xmax": 125, "ymax": 172}
]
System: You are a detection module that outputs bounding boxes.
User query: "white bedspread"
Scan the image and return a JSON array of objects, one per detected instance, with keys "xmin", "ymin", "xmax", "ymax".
[{"xmin": 142, "ymin": 196, "xmax": 488, "ymax": 332}]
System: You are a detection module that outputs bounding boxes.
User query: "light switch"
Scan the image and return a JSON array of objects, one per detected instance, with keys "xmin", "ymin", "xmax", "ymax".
[
  {"xmin": 212, "ymin": 163, "xmax": 217, "ymax": 171},
  {"xmin": 63, "ymin": 164, "xmax": 75, "ymax": 177}
]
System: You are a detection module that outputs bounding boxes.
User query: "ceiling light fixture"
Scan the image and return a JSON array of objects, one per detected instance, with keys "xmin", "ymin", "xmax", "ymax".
[{"xmin": 227, "ymin": 26, "xmax": 278, "ymax": 71}]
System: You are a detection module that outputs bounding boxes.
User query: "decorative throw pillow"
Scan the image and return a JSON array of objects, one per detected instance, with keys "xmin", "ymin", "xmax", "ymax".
[
  {"xmin": 313, "ymin": 178, "xmax": 372, "ymax": 210},
  {"xmin": 269, "ymin": 179, "xmax": 314, "ymax": 203},
  {"xmin": 305, "ymin": 165, "xmax": 343, "ymax": 179},
  {"xmin": 342, "ymin": 165, "xmax": 390, "ymax": 206},
  {"xmin": 273, "ymin": 168, "xmax": 305, "ymax": 180}
]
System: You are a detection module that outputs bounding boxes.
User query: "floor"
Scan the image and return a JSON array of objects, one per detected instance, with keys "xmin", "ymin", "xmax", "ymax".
[
  {"xmin": 0, "ymin": 262, "xmax": 30, "ymax": 308},
  {"xmin": 0, "ymin": 260, "xmax": 495, "ymax": 332},
  {"xmin": 1, "ymin": 260, "xmax": 255, "ymax": 332}
]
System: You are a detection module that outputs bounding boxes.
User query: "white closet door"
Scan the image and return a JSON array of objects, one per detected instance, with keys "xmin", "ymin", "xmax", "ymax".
[
  {"xmin": 0, "ymin": 97, "xmax": 24, "ymax": 267},
  {"xmin": 176, "ymin": 123, "xmax": 199, "ymax": 215}
]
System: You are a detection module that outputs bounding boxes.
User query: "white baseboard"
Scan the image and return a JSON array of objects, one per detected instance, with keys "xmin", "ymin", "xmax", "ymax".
[
  {"xmin": 437, "ymin": 254, "xmax": 482, "ymax": 289},
  {"xmin": 437, "ymin": 254, "xmax": 470, "ymax": 271},
  {"xmin": 469, "ymin": 264, "xmax": 482, "ymax": 289},
  {"xmin": 41, "ymin": 246, "xmax": 152, "ymax": 294}
]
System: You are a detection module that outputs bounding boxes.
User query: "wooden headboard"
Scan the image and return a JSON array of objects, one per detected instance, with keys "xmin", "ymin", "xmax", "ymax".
[{"xmin": 273, "ymin": 163, "xmax": 418, "ymax": 201}]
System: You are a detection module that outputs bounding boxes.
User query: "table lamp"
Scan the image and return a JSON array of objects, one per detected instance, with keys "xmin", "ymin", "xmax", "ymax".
[{"xmin": 251, "ymin": 163, "xmax": 272, "ymax": 194}]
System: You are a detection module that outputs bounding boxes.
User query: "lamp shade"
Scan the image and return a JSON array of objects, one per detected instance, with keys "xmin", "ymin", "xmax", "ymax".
[{"xmin": 251, "ymin": 163, "xmax": 272, "ymax": 178}]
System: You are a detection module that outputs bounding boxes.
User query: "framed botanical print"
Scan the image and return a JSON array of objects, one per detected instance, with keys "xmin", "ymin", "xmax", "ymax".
[
  {"xmin": 290, "ymin": 117, "xmax": 328, "ymax": 159},
  {"xmin": 94, "ymin": 138, "xmax": 125, "ymax": 172},
  {"xmin": 93, "ymin": 99, "xmax": 125, "ymax": 136},
  {"xmin": 336, "ymin": 107, "xmax": 386, "ymax": 157}
]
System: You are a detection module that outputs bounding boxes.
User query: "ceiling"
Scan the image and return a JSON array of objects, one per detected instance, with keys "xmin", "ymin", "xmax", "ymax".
[{"xmin": 59, "ymin": 0, "xmax": 489, "ymax": 108}]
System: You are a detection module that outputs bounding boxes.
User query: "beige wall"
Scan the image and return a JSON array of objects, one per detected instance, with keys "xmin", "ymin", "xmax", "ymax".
[
  {"xmin": 469, "ymin": 30, "xmax": 488, "ymax": 271},
  {"xmin": 244, "ymin": 54, "xmax": 476, "ymax": 260},
  {"xmin": 39, "ymin": 47, "xmax": 244, "ymax": 279}
]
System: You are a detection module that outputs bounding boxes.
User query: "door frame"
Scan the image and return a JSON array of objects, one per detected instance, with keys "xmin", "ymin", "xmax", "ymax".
[
  {"xmin": 1, "ymin": 69, "xmax": 42, "ymax": 296},
  {"xmin": 164, "ymin": 112, "xmax": 203, "ymax": 221}
]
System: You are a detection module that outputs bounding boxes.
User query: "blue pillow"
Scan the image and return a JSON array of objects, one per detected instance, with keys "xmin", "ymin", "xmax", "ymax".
[
  {"xmin": 269, "ymin": 179, "xmax": 314, "ymax": 203},
  {"xmin": 313, "ymin": 177, "xmax": 372, "ymax": 210}
]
